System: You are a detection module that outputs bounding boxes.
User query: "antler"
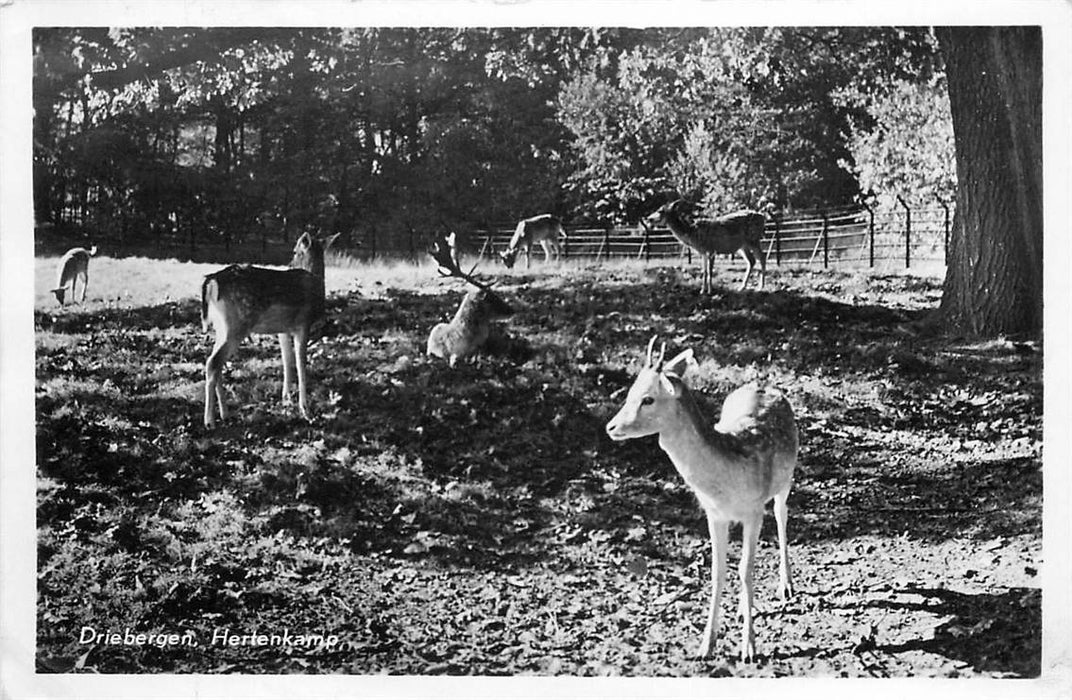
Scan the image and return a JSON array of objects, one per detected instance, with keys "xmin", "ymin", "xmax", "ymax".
[
  {"xmin": 644, "ymin": 335, "xmax": 667, "ymax": 370},
  {"xmin": 429, "ymin": 232, "xmax": 495, "ymax": 291}
]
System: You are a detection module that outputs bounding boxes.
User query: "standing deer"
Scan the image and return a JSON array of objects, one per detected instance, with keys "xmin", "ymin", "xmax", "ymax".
[
  {"xmin": 427, "ymin": 233, "xmax": 513, "ymax": 366},
  {"xmin": 201, "ymin": 231, "xmax": 340, "ymax": 428},
  {"xmin": 605, "ymin": 337, "xmax": 798, "ymax": 662},
  {"xmin": 51, "ymin": 245, "xmax": 98, "ymax": 304},
  {"xmin": 499, "ymin": 214, "xmax": 567, "ymax": 269},
  {"xmin": 646, "ymin": 200, "xmax": 766, "ymax": 293}
]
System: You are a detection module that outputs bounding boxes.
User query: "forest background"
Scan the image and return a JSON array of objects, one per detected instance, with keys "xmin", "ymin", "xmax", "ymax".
[{"xmin": 33, "ymin": 27, "xmax": 955, "ymax": 256}]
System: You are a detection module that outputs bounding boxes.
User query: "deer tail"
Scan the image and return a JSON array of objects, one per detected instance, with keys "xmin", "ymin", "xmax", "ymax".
[{"xmin": 201, "ymin": 275, "xmax": 215, "ymax": 332}]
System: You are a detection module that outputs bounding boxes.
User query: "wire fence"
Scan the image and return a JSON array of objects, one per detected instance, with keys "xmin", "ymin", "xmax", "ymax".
[
  {"xmin": 39, "ymin": 201, "xmax": 953, "ymax": 271},
  {"xmin": 468, "ymin": 203, "xmax": 952, "ymax": 270}
]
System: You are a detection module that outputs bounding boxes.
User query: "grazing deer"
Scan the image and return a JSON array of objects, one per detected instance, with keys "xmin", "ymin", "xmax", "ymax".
[
  {"xmin": 201, "ymin": 231, "xmax": 340, "ymax": 428},
  {"xmin": 646, "ymin": 200, "xmax": 766, "ymax": 293},
  {"xmin": 51, "ymin": 245, "xmax": 98, "ymax": 304},
  {"xmin": 499, "ymin": 214, "xmax": 567, "ymax": 269},
  {"xmin": 427, "ymin": 233, "xmax": 513, "ymax": 366},
  {"xmin": 605, "ymin": 337, "xmax": 798, "ymax": 662}
]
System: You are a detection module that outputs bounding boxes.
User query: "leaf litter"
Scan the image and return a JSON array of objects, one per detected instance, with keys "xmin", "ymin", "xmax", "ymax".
[{"xmin": 34, "ymin": 263, "xmax": 1041, "ymax": 677}]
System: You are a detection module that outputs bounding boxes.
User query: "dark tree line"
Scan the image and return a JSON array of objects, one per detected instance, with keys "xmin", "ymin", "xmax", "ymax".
[
  {"xmin": 33, "ymin": 26, "xmax": 1042, "ymax": 336},
  {"xmin": 33, "ymin": 27, "xmax": 945, "ymax": 244}
]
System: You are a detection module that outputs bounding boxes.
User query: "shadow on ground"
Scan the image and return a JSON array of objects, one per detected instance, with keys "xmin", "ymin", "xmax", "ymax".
[{"xmin": 874, "ymin": 586, "xmax": 1041, "ymax": 677}]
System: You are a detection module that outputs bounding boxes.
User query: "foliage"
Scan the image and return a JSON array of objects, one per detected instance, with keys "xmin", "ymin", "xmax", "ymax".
[
  {"xmin": 34, "ymin": 27, "xmax": 947, "ymax": 248},
  {"xmin": 837, "ymin": 78, "xmax": 956, "ymax": 209},
  {"xmin": 35, "ymin": 255, "xmax": 1041, "ymax": 676},
  {"xmin": 557, "ymin": 27, "xmax": 942, "ymax": 221}
]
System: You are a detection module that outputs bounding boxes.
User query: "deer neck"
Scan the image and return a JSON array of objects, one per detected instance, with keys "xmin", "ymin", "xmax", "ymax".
[
  {"xmin": 657, "ymin": 388, "xmax": 734, "ymax": 486},
  {"xmin": 291, "ymin": 251, "xmax": 326, "ymax": 298},
  {"xmin": 662, "ymin": 213, "xmax": 704, "ymax": 250}
]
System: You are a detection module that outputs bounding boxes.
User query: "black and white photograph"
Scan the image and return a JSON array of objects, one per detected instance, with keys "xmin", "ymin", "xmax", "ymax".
[{"xmin": 1, "ymin": 1, "xmax": 1069, "ymax": 698}]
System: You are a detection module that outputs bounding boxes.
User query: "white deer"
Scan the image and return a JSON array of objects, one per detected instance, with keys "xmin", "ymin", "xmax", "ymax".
[
  {"xmin": 646, "ymin": 200, "xmax": 766, "ymax": 293},
  {"xmin": 605, "ymin": 337, "xmax": 798, "ymax": 662},
  {"xmin": 51, "ymin": 245, "xmax": 98, "ymax": 304},
  {"xmin": 201, "ymin": 231, "xmax": 340, "ymax": 428},
  {"xmin": 427, "ymin": 232, "xmax": 513, "ymax": 366},
  {"xmin": 499, "ymin": 214, "xmax": 567, "ymax": 269}
]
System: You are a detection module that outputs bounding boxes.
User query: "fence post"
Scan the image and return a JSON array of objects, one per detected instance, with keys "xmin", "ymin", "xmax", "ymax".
[
  {"xmin": 773, "ymin": 213, "xmax": 782, "ymax": 266},
  {"xmin": 896, "ymin": 195, "xmax": 911, "ymax": 268},
  {"xmin": 936, "ymin": 195, "xmax": 950, "ymax": 266},
  {"xmin": 862, "ymin": 202, "xmax": 875, "ymax": 268},
  {"xmin": 642, "ymin": 224, "xmax": 651, "ymax": 262},
  {"xmin": 821, "ymin": 211, "xmax": 829, "ymax": 268}
]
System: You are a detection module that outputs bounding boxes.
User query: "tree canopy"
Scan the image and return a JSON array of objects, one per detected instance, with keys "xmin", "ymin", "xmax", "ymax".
[{"xmin": 34, "ymin": 26, "xmax": 946, "ymax": 251}]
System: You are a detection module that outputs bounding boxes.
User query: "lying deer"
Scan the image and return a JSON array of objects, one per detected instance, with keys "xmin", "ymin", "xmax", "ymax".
[
  {"xmin": 606, "ymin": 337, "xmax": 798, "ymax": 662},
  {"xmin": 201, "ymin": 231, "xmax": 340, "ymax": 428},
  {"xmin": 499, "ymin": 214, "xmax": 567, "ymax": 269},
  {"xmin": 51, "ymin": 245, "xmax": 98, "ymax": 304},
  {"xmin": 646, "ymin": 200, "xmax": 766, "ymax": 293},
  {"xmin": 427, "ymin": 233, "xmax": 513, "ymax": 366}
]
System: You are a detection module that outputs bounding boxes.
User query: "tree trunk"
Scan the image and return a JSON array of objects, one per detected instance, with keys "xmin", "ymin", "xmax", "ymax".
[{"xmin": 936, "ymin": 26, "xmax": 1042, "ymax": 337}]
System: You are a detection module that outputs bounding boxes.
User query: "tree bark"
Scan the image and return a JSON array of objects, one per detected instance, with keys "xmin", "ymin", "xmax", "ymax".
[{"xmin": 936, "ymin": 26, "xmax": 1042, "ymax": 337}]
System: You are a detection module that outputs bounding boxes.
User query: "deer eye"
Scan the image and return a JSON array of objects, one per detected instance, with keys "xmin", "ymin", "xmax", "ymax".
[{"xmin": 640, "ymin": 396, "xmax": 654, "ymax": 407}]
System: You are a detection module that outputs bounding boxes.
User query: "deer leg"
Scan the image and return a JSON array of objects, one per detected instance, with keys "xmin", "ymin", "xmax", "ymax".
[
  {"xmin": 525, "ymin": 244, "xmax": 532, "ymax": 270},
  {"xmin": 293, "ymin": 329, "xmax": 311, "ymax": 421},
  {"xmin": 755, "ymin": 244, "xmax": 766, "ymax": 290},
  {"xmin": 279, "ymin": 332, "xmax": 296, "ymax": 406},
  {"xmin": 699, "ymin": 511, "xmax": 729, "ymax": 658},
  {"xmin": 79, "ymin": 270, "xmax": 88, "ymax": 302},
  {"xmin": 737, "ymin": 249, "xmax": 753, "ymax": 291},
  {"xmin": 737, "ymin": 512, "xmax": 762, "ymax": 662},
  {"xmin": 541, "ymin": 239, "xmax": 554, "ymax": 264},
  {"xmin": 204, "ymin": 337, "xmax": 235, "ymax": 427},
  {"xmin": 774, "ymin": 486, "xmax": 795, "ymax": 600}
]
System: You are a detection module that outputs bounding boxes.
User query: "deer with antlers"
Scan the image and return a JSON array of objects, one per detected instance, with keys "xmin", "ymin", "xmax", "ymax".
[
  {"xmin": 201, "ymin": 231, "xmax": 340, "ymax": 428},
  {"xmin": 646, "ymin": 200, "xmax": 766, "ymax": 293},
  {"xmin": 427, "ymin": 232, "xmax": 513, "ymax": 367},
  {"xmin": 51, "ymin": 245, "xmax": 98, "ymax": 305},
  {"xmin": 606, "ymin": 337, "xmax": 798, "ymax": 662},
  {"xmin": 499, "ymin": 214, "xmax": 567, "ymax": 269}
]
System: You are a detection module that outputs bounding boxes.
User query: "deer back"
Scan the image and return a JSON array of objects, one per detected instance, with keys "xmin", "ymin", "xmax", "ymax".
[{"xmin": 203, "ymin": 265, "xmax": 323, "ymax": 336}]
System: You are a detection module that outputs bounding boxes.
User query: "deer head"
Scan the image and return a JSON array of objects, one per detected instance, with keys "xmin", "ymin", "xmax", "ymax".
[{"xmin": 606, "ymin": 336, "xmax": 698, "ymax": 441}]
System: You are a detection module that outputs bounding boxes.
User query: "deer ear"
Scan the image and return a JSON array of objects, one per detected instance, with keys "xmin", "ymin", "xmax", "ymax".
[
  {"xmin": 659, "ymin": 373, "xmax": 681, "ymax": 397},
  {"xmin": 324, "ymin": 232, "xmax": 342, "ymax": 249},
  {"xmin": 662, "ymin": 349, "xmax": 696, "ymax": 379},
  {"xmin": 296, "ymin": 232, "xmax": 312, "ymax": 248}
]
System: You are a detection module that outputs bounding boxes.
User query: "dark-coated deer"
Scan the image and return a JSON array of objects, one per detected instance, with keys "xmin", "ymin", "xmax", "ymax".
[
  {"xmin": 201, "ymin": 232, "xmax": 340, "ymax": 427},
  {"xmin": 646, "ymin": 200, "xmax": 766, "ymax": 293}
]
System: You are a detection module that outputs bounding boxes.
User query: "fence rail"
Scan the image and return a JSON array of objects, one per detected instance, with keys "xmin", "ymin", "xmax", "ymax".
[
  {"xmin": 40, "ymin": 203, "xmax": 953, "ymax": 270},
  {"xmin": 466, "ymin": 205, "xmax": 952, "ymax": 269}
]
